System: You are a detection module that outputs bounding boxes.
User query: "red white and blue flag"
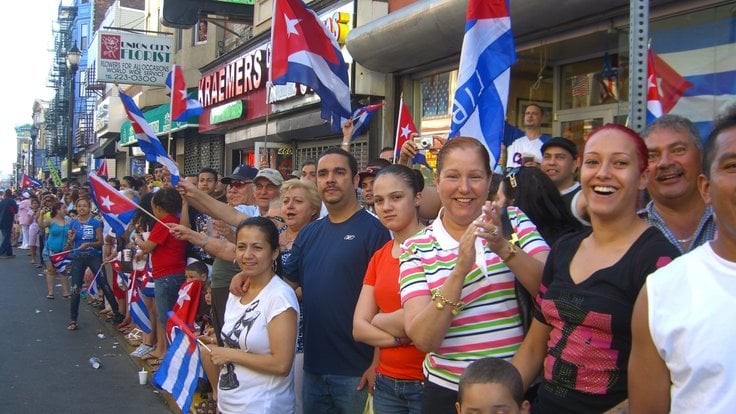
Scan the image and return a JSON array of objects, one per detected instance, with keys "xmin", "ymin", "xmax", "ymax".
[
  {"xmin": 153, "ymin": 312, "xmax": 203, "ymax": 413},
  {"xmin": 350, "ymin": 103, "xmax": 384, "ymax": 140},
  {"xmin": 394, "ymin": 99, "xmax": 431, "ymax": 169},
  {"xmin": 448, "ymin": 0, "xmax": 516, "ymax": 169},
  {"xmin": 50, "ymin": 250, "xmax": 72, "ymax": 273},
  {"xmin": 129, "ymin": 272, "xmax": 152, "ymax": 334},
  {"xmin": 270, "ymin": 0, "xmax": 351, "ymax": 131},
  {"xmin": 95, "ymin": 160, "xmax": 108, "ymax": 177},
  {"xmin": 166, "ymin": 280, "xmax": 202, "ymax": 342},
  {"xmin": 166, "ymin": 65, "xmax": 204, "ymax": 122},
  {"xmin": 88, "ymin": 173, "xmax": 138, "ymax": 236},
  {"xmin": 21, "ymin": 174, "xmax": 42, "ymax": 188},
  {"xmin": 86, "ymin": 269, "xmax": 99, "ymax": 297},
  {"xmin": 646, "ymin": 47, "xmax": 664, "ymax": 124},
  {"xmin": 118, "ymin": 88, "xmax": 180, "ymax": 184}
]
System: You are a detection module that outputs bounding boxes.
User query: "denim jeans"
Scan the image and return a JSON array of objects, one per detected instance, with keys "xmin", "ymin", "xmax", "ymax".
[
  {"xmin": 70, "ymin": 251, "xmax": 118, "ymax": 322},
  {"xmin": 421, "ymin": 380, "xmax": 458, "ymax": 414},
  {"xmin": 154, "ymin": 273, "xmax": 186, "ymax": 327},
  {"xmin": 373, "ymin": 373, "xmax": 423, "ymax": 414},
  {"xmin": 302, "ymin": 371, "xmax": 368, "ymax": 414},
  {"xmin": 0, "ymin": 227, "xmax": 13, "ymax": 256}
]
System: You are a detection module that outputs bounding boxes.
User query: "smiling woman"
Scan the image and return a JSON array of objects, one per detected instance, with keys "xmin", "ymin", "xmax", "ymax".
[
  {"xmin": 399, "ymin": 137, "xmax": 550, "ymax": 414},
  {"xmin": 511, "ymin": 124, "xmax": 680, "ymax": 413}
]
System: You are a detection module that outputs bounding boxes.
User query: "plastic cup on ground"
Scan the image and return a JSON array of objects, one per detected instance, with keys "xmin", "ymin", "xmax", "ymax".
[{"xmin": 138, "ymin": 370, "xmax": 147, "ymax": 385}]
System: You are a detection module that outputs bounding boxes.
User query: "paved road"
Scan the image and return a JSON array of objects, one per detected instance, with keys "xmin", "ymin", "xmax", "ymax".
[{"xmin": 0, "ymin": 250, "xmax": 173, "ymax": 414}]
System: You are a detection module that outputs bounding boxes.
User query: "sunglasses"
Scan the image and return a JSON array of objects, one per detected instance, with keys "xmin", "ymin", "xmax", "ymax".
[{"xmin": 229, "ymin": 180, "xmax": 252, "ymax": 188}]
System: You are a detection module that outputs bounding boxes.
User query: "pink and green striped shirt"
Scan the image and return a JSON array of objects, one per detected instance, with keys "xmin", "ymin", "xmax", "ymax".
[{"xmin": 399, "ymin": 206, "xmax": 549, "ymax": 391}]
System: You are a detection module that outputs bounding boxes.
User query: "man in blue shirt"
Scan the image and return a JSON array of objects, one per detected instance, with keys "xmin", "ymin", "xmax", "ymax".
[
  {"xmin": 0, "ymin": 189, "xmax": 18, "ymax": 258},
  {"xmin": 283, "ymin": 147, "xmax": 390, "ymax": 413}
]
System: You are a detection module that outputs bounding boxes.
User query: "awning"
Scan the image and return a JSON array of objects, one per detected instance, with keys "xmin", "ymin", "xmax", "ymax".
[
  {"xmin": 91, "ymin": 137, "xmax": 117, "ymax": 159},
  {"xmin": 119, "ymin": 101, "xmax": 200, "ymax": 147},
  {"xmin": 346, "ymin": 0, "xmax": 635, "ymax": 74}
]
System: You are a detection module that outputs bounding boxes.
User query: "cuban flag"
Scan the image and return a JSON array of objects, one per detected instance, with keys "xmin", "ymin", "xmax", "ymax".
[
  {"xmin": 140, "ymin": 264, "xmax": 156, "ymax": 298},
  {"xmin": 394, "ymin": 99, "xmax": 432, "ymax": 169},
  {"xmin": 153, "ymin": 321, "xmax": 203, "ymax": 414},
  {"xmin": 50, "ymin": 251, "xmax": 72, "ymax": 273},
  {"xmin": 86, "ymin": 269, "xmax": 99, "ymax": 297},
  {"xmin": 351, "ymin": 103, "xmax": 384, "ymax": 140},
  {"xmin": 646, "ymin": 48, "xmax": 664, "ymax": 124},
  {"xmin": 118, "ymin": 88, "xmax": 180, "ymax": 185},
  {"xmin": 129, "ymin": 273, "xmax": 152, "ymax": 334},
  {"xmin": 166, "ymin": 65, "xmax": 204, "ymax": 122},
  {"xmin": 448, "ymin": 0, "xmax": 516, "ymax": 169},
  {"xmin": 21, "ymin": 174, "xmax": 42, "ymax": 188},
  {"xmin": 649, "ymin": 17, "xmax": 732, "ymax": 139},
  {"xmin": 88, "ymin": 173, "xmax": 137, "ymax": 236},
  {"xmin": 166, "ymin": 280, "xmax": 202, "ymax": 342},
  {"xmin": 270, "ymin": 0, "xmax": 351, "ymax": 131},
  {"xmin": 95, "ymin": 160, "xmax": 108, "ymax": 177}
]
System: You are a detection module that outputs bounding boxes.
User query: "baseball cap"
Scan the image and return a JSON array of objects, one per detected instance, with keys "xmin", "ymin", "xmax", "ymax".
[
  {"xmin": 254, "ymin": 168, "xmax": 284, "ymax": 186},
  {"xmin": 221, "ymin": 164, "xmax": 258, "ymax": 184},
  {"xmin": 541, "ymin": 137, "xmax": 578, "ymax": 158},
  {"xmin": 358, "ymin": 167, "xmax": 382, "ymax": 186}
]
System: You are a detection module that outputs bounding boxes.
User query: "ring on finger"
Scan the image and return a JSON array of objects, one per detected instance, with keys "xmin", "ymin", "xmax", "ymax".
[{"xmin": 491, "ymin": 227, "xmax": 500, "ymax": 237}]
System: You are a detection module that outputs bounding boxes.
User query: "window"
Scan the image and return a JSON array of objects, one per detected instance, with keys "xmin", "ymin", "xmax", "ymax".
[
  {"xmin": 195, "ymin": 18, "xmax": 208, "ymax": 44},
  {"xmin": 80, "ymin": 23, "xmax": 89, "ymax": 50}
]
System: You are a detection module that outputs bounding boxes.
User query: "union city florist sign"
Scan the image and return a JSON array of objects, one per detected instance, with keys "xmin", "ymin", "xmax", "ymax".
[{"xmin": 96, "ymin": 31, "xmax": 172, "ymax": 86}]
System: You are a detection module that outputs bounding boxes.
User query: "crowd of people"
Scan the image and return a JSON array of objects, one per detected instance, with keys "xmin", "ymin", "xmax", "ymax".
[{"xmin": 4, "ymin": 103, "xmax": 735, "ymax": 414}]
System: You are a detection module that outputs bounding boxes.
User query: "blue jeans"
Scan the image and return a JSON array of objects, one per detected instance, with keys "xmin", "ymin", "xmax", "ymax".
[
  {"xmin": 303, "ymin": 371, "xmax": 368, "ymax": 414},
  {"xmin": 373, "ymin": 373, "xmax": 424, "ymax": 414},
  {"xmin": 154, "ymin": 273, "xmax": 186, "ymax": 327},
  {"xmin": 70, "ymin": 251, "xmax": 118, "ymax": 322},
  {"xmin": 0, "ymin": 227, "xmax": 13, "ymax": 256}
]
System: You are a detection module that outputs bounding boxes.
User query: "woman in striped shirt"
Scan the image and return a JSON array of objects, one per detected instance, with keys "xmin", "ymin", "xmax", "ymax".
[{"xmin": 400, "ymin": 137, "xmax": 550, "ymax": 414}]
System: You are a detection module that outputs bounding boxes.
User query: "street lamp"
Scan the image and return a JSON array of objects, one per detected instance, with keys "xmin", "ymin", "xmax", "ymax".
[{"xmin": 66, "ymin": 43, "xmax": 81, "ymax": 183}]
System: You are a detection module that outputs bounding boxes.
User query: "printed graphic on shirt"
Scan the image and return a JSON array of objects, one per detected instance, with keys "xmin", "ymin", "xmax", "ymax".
[{"xmin": 219, "ymin": 300, "xmax": 261, "ymax": 391}]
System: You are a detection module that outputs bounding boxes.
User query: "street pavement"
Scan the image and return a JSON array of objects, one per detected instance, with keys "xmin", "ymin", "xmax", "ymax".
[{"xmin": 0, "ymin": 250, "xmax": 173, "ymax": 414}]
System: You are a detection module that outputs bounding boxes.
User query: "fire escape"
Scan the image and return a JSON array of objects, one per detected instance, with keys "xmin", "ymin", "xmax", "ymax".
[
  {"xmin": 45, "ymin": 4, "xmax": 77, "ymax": 170},
  {"xmin": 78, "ymin": 60, "xmax": 104, "ymax": 148}
]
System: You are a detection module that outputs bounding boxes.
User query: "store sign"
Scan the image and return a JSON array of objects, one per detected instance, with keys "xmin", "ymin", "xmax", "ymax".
[
  {"xmin": 198, "ymin": 45, "xmax": 267, "ymax": 108},
  {"xmin": 210, "ymin": 100, "xmax": 245, "ymax": 124},
  {"xmin": 96, "ymin": 31, "xmax": 173, "ymax": 86},
  {"xmin": 119, "ymin": 103, "xmax": 196, "ymax": 146},
  {"xmin": 94, "ymin": 98, "xmax": 110, "ymax": 133}
]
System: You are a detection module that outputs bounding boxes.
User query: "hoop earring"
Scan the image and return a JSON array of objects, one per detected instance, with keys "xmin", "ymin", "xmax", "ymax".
[{"xmin": 272, "ymin": 260, "xmax": 278, "ymax": 273}]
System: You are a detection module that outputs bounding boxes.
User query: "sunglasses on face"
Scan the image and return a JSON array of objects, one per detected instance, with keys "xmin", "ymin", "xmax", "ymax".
[{"xmin": 229, "ymin": 180, "xmax": 252, "ymax": 188}]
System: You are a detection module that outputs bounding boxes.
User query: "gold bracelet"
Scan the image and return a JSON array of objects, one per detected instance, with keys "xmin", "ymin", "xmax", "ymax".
[
  {"xmin": 500, "ymin": 241, "xmax": 518, "ymax": 262},
  {"xmin": 431, "ymin": 288, "xmax": 464, "ymax": 315}
]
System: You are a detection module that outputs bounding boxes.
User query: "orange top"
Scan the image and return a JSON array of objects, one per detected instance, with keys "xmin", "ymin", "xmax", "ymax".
[{"xmin": 363, "ymin": 240, "xmax": 425, "ymax": 380}]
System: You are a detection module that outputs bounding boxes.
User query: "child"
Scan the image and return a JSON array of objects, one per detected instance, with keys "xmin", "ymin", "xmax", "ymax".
[
  {"xmin": 456, "ymin": 358, "xmax": 530, "ymax": 414},
  {"xmin": 185, "ymin": 260, "xmax": 211, "ymax": 331}
]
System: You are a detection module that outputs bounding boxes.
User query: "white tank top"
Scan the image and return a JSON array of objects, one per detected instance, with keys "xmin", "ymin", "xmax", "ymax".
[{"xmin": 647, "ymin": 242, "xmax": 736, "ymax": 413}]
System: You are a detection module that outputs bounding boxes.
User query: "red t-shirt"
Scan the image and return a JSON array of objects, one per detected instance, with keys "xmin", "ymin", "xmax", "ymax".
[
  {"xmin": 363, "ymin": 240, "xmax": 425, "ymax": 380},
  {"xmin": 148, "ymin": 214, "xmax": 186, "ymax": 278}
]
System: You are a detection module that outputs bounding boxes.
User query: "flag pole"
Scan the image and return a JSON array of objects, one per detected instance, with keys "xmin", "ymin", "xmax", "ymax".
[
  {"xmin": 167, "ymin": 64, "xmax": 175, "ymax": 156},
  {"xmin": 262, "ymin": 83, "xmax": 271, "ymax": 169},
  {"xmin": 393, "ymin": 93, "xmax": 404, "ymax": 164}
]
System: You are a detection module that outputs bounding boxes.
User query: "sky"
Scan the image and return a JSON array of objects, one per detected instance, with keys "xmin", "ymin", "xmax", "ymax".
[{"xmin": 0, "ymin": 1, "xmax": 59, "ymax": 180}]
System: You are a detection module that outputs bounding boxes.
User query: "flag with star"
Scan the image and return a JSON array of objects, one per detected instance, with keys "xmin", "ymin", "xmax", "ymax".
[
  {"xmin": 165, "ymin": 279, "xmax": 202, "ymax": 342},
  {"xmin": 646, "ymin": 47, "xmax": 664, "ymax": 124},
  {"xmin": 270, "ymin": 0, "xmax": 351, "ymax": 131},
  {"xmin": 88, "ymin": 173, "xmax": 138, "ymax": 236},
  {"xmin": 394, "ymin": 97, "xmax": 432, "ymax": 169},
  {"xmin": 166, "ymin": 65, "xmax": 203, "ymax": 122}
]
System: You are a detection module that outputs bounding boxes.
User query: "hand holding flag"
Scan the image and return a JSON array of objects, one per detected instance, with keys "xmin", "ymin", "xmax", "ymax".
[
  {"xmin": 350, "ymin": 103, "xmax": 384, "ymax": 140},
  {"xmin": 394, "ymin": 99, "xmax": 432, "ymax": 169}
]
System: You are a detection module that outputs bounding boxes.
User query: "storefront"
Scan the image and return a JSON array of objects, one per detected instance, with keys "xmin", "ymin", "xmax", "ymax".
[{"xmin": 347, "ymin": 0, "xmax": 735, "ymax": 154}]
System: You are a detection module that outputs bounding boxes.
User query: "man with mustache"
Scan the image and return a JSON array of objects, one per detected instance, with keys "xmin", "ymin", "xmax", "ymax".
[{"xmin": 640, "ymin": 115, "xmax": 717, "ymax": 252}]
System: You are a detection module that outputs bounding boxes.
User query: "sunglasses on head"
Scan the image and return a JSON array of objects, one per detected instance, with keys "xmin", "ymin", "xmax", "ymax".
[{"xmin": 229, "ymin": 180, "xmax": 252, "ymax": 188}]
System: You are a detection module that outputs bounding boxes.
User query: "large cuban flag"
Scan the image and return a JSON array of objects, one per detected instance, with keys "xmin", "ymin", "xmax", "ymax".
[
  {"xmin": 270, "ymin": 0, "xmax": 352, "ymax": 131},
  {"xmin": 448, "ymin": 0, "xmax": 516, "ymax": 169},
  {"xmin": 118, "ymin": 88, "xmax": 180, "ymax": 185},
  {"xmin": 88, "ymin": 173, "xmax": 137, "ymax": 236},
  {"xmin": 650, "ymin": 15, "xmax": 736, "ymax": 139}
]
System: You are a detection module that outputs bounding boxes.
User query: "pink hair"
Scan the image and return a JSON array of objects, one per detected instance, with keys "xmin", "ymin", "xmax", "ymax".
[{"xmin": 583, "ymin": 124, "xmax": 648, "ymax": 173}]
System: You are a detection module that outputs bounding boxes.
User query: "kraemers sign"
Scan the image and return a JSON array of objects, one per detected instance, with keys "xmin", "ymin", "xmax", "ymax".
[{"xmin": 95, "ymin": 31, "xmax": 173, "ymax": 86}]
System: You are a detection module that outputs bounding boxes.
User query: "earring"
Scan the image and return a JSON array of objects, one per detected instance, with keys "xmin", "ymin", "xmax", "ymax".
[{"xmin": 272, "ymin": 260, "xmax": 278, "ymax": 273}]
